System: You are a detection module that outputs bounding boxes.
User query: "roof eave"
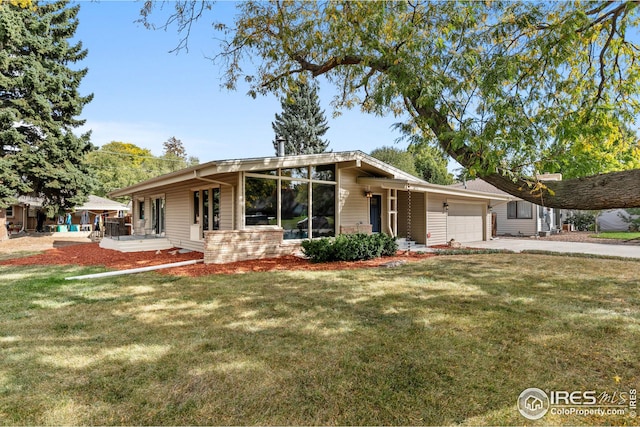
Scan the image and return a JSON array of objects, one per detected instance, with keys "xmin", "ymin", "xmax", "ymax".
[{"xmin": 357, "ymin": 176, "xmax": 513, "ymax": 201}]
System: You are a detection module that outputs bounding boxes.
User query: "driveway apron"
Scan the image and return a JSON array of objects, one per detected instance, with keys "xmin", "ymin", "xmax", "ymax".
[{"xmin": 467, "ymin": 239, "xmax": 640, "ymax": 259}]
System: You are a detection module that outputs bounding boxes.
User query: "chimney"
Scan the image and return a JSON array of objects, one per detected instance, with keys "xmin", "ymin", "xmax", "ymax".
[{"xmin": 276, "ymin": 135, "xmax": 286, "ymax": 157}]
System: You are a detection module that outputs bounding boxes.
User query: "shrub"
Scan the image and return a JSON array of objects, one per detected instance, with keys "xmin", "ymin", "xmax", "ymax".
[
  {"xmin": 301, "ymin": 233, "xmax": 398, "ymax": 263},
  {"xmin": 566, "ymin": 211, "xmax": 596, "ymax": 231}
]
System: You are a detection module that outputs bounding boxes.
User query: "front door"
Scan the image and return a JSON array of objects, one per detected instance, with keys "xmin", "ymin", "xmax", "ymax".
[{"xmin": 370, "ymin": 195, "xmax": 382, "ymax": 233}]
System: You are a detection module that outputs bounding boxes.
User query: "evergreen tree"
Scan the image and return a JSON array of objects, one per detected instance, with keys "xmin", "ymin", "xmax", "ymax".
[
  {"xmin": 271, "ymin": 80, "xmax": 329, "ymax": 155},
  {"xmin": 161, "ymin": 136, "xmax": 199, "ymax": 172},
  {"xmin": 0, "ymin": 0, "xmax": 94, "ymax": 216}
]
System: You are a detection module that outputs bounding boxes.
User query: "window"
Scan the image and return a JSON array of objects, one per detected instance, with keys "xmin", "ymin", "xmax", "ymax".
[
  {"xmin": 6, "ymin": 206, "xmax": 13, "ymax": 218},
  {"xmin": 245, "ymin": 166, "xmax": 336, "ymax": 240},
  {"xmin": 507, "ymin": 201, "xmax": 533, "ymax": 219},
  {"xmin": 138, "ymin": 200, "xmax": 145, "ymax": 220},
  {"xmin": 312, "ymin": 183, "xmax": 335, "ymax": 237},
  {"xmin": 193, "ymin": 191, "xmax": 199, "ymax": 224},
  {"xmin": 281, "ymin": 180, "xmax": 308, "ymax": 239},
  {"xmin": 245, "ymin": 177, "xmax": 277, "ymax": 226},
  {"xmin": 312, "ymin": 164, "xmax": 335, "ymax": 181},
  {"xmin": 193, "ymin": 188, "xmax": 220, "ymax": 232},
  {"xmin": 282, "ymin": 167, "xmax": 308, "ymax": 179}
]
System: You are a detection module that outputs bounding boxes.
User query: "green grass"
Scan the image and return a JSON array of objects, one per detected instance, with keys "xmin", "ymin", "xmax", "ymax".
[
  {"xmin": 590, "ymin": 231, "xmax": 640, "ymax": 240},
  {"xmin": 1, "ymin": 255, "xmax": 639, "ymax": 425}
]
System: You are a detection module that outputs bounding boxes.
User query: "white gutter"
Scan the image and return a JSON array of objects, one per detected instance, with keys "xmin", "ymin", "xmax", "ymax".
[{"xmin": 65, "ymin": 258, "xmax": 204, "ymax": 280}]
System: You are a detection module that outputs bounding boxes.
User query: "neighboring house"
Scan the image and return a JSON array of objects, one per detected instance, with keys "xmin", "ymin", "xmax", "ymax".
[
  {"xmin": 5, "ymin": 195, "xmax": 129, "ymax": 234},
  {"xmin": 109, "ymin": 151, "xmax": 509, "ymax": 263},
  {"xmin": 451, "ymin": 177, "xmax": 564, "ymax": 237}
]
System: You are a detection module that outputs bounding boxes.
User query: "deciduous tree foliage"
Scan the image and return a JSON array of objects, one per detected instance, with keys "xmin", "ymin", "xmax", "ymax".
[
  {"xmin": 85, "ymin": 140, "xmax": 200, "ymax": 197},
  {"xmin": 0, "ymin": 0, "xmax": 94, "ymax": 213},
  {"xmin": 142, "ymin": 1, "xmax": 640, "ymax": 209},
  {"xmin": 370, "ymin": 146, "xmax": 419, "ymax": 178},
  {"xmin": 85, "ymin": 142, "xmax": 160, "ymax": 197}
]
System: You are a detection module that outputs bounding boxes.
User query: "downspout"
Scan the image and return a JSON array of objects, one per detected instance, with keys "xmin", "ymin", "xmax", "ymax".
[{"xmin": 65, "ymin": 258, "xmax": 204, "ymax": 280}]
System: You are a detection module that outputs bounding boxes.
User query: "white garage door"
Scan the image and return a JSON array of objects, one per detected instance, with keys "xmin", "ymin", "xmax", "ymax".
[{"xmin": 447, "ymin": 203, "xmax": 484, "ymax": 242}]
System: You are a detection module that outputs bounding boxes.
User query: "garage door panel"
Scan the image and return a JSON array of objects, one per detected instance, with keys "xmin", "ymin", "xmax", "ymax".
[{"xmin": 447, "ymin": 203, "xmax": 483, "ymax": 242}]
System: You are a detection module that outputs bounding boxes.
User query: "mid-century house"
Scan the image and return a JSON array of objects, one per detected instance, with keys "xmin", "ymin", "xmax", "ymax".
[
  {"xmin": 108, "ymin": 151, "xmax": 510, "ymax": 263},
  {"xmin": 451, "ymin": 177, "xmax": 563, "ymax": 237}
]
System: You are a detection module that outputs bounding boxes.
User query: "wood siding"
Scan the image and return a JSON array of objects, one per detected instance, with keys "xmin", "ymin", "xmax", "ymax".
[
  {"xmin": 426, "ymin": 194, "xmax": 448, "ymax": 246},
  {"xmin": 494, "ymin": 204, "xmax": 536, "ymax": 236},
  {"xmin": 338, "ymin": 168, "xmax": 369, "ymax": 231},
  {"xmin": 130, "ymin": 174, "xmax": 239, "ymax": 253}
]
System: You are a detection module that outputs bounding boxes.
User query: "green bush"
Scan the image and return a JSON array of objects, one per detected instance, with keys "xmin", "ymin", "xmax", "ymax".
[
  {"xmin": 301, "ymin": 233, "xmax": 398, "ymax": 263},
  {"xmin": 566, "ymin": 211, "xmax": 596, "ymax": 231}
]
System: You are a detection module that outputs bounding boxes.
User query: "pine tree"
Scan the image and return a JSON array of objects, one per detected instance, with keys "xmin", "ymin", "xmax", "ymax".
[
  {"xmin": 272, "ymin": 80, "xmax": 329, "ymax": 155},
  {"xmin": 0, "ymin": 0, "xmax": 94, "ymax": 218}
]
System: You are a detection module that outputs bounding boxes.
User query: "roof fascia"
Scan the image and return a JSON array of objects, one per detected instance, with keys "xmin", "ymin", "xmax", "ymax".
[{"xmin": 357, "ymin": 176, "xmax": 513, "ymax": 201}]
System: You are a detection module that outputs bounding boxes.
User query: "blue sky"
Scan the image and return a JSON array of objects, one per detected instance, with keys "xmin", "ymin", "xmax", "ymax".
[{"xmin": 73, "ymin": 0, "xmax": 414, "ymax": 163}]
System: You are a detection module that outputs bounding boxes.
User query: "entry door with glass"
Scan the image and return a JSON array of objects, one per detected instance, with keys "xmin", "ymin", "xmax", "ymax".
[{"xmin": 151, "ymin": 197, "xmax": 165, "ymax": 235}]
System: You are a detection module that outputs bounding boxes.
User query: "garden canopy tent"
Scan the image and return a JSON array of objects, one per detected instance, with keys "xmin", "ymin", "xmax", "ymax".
[{"xmin": 73, "ymin": 195, "xmax": 129, "ymax": 212}]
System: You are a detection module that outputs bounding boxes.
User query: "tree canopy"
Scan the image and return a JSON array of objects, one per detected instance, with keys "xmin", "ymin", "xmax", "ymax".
[
  {"xmin": 271, "ymin": 79, "xmax": 330, "ymax": 155},
  {"xmin": 369, "ymin": 145, "xmax": 453, "ymax": 185},
  {"xmin": 370, "ymin": 146, "xmax": 419, "ymax": 178},
  {"xmin": 141, "ymin": 1, "xmax": 640, "ymax": 209},
  {"xmin": 0, "ymin": 0, "xmax": 94, "ymax": 214},
  {"xmin": 85, "ymin": 140, "xmax": 200, "ymax": 197}
]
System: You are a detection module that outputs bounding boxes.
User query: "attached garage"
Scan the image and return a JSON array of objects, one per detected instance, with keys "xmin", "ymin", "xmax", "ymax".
[{"xmin": 447, "ymin": 202, "xmax": 484, "ymax": 242}]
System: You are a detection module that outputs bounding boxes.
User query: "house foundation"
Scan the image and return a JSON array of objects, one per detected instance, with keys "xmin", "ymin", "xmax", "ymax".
[{"xmin": 204, "ymin": 227, "xmax": 300, "ymax": 264}]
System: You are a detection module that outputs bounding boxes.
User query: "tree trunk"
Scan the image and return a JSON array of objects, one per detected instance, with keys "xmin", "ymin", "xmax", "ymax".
[{"xmin": 0, "ymin": 209, "xmax": 8, "ymax": 242}]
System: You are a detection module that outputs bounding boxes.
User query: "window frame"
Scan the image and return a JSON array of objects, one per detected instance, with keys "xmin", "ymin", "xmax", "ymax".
[
  {"xmin": 244, "ymin": 165, "xmax": 337, "ymax": 239},
  {"xmin": 507, "ymin": 200, "xmax": 533, "ymax": 219}
]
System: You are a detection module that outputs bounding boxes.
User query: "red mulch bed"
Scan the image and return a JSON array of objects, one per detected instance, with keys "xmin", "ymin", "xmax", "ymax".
[{"xmin": 0, "ymin": 242, "xmax": 435, "ymax": 277}]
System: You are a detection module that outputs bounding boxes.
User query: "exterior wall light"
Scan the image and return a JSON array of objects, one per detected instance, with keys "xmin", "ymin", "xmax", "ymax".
[
  {"xmin": 443, "ymin": 202, "xmax": 449, "ymax": 213},
  {"xmin": 365, "ymin": 191, "xmax": 373, "ymax": 198}
]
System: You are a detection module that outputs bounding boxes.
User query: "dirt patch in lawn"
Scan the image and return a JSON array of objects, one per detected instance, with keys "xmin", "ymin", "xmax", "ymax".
[
  {"xmin": 0, "ymin": 233, "xmax": 92, "ymax": 254},
  {"xmin": 0, "ymin": 240, "xmax": 434, "ymax": 276}
]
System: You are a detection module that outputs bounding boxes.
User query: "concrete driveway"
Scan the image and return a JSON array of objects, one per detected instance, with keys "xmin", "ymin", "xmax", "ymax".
[{"xmin": 467, "ymin": 238, "xmax": 640, "ymax": 259}]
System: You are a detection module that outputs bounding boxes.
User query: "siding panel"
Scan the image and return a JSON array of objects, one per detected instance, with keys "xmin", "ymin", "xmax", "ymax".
[
  {"xmin": 339, "ymin": 169, "xmax": 369, "ymax": 231},
  {"xmin": 426, "ymin": 194, "xmax": 447, "ymax": 246}
]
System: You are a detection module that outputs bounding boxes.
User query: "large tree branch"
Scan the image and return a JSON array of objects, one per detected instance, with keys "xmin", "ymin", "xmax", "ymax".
[
  {"xmin": 406, "ymin": 92, "xmax": 640, "ymax": 210},
  {"xmin": 482, "ymin": 169, "xmax": 640, "ymax": 210}
]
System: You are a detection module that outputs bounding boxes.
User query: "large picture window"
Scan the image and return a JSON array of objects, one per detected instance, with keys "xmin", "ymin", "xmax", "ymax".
[
  {"xmin": 281, "ymin": 180, "xmax": 308, "ymax": 239},
  {"xmin": 245, "ymin": 165, "xmax": 336, "ymax": 239},
  {"xmin": 245, "ymin": 177, "xmax": 277, "ymax": 226},
  {"xmin": 312, "ymin": 183, "xmax": 335, "ymax": 238},
  {"xmin": 507, "ymin": 201, "xmax": 533, "ymax": 219}
]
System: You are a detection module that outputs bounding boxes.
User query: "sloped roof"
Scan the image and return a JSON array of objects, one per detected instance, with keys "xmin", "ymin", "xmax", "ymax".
[
  {"xmin": 450, "ymin": 179, "xmax": 511, "ymax": 196},
  {"xmin": 109, "ymin": 151, "xmax": 422, "ymax": 197},
  {"xmin": 73, "ymin": 195, "xmax": 129, "ymax": 211}
]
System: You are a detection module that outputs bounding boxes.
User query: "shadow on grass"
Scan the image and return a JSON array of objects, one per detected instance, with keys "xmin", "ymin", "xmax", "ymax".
[{"xmin": 0, "ymin": 254, "xmax": 638, "ymax": 425}]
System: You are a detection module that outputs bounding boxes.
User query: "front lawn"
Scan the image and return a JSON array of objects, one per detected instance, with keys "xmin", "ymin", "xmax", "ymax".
[
  {"xmin": 1, "ymin": 254, "xmax": 639, "ymax": 425},
  {"xmin": 590, "ymin": 231, "xmax": 640, "ymax": 240}
]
